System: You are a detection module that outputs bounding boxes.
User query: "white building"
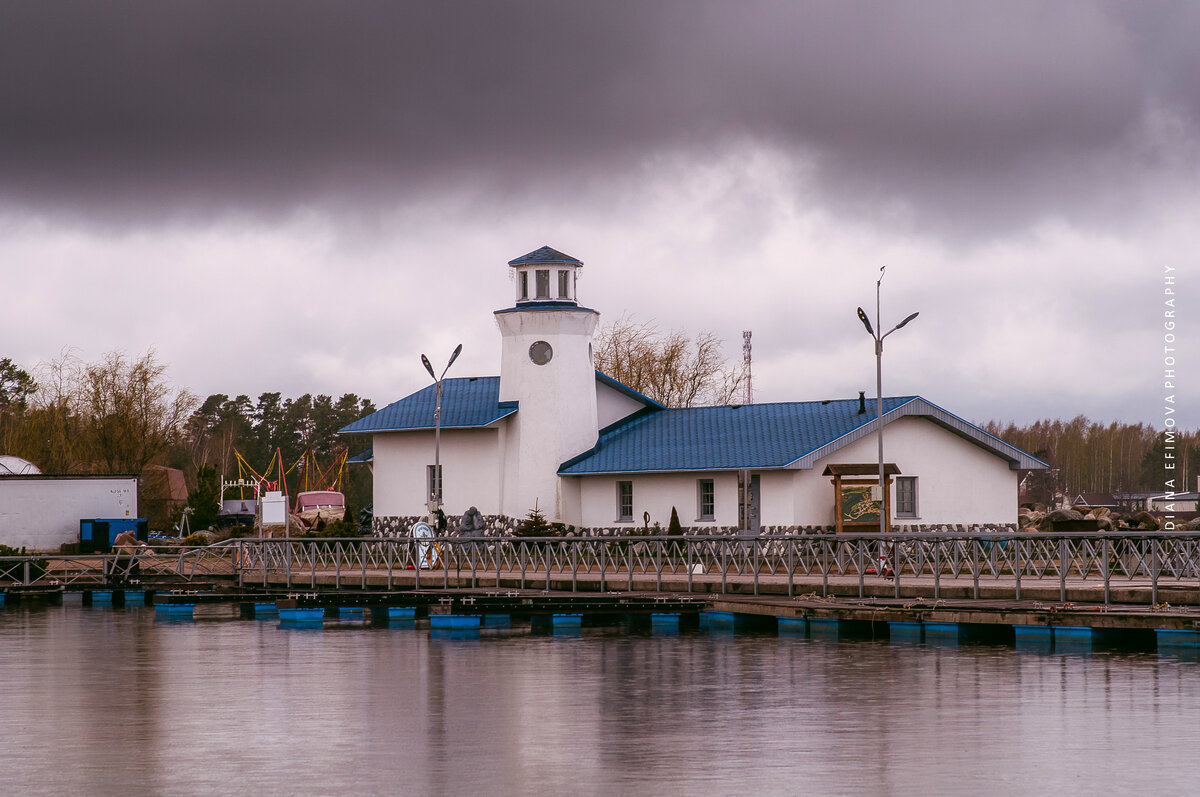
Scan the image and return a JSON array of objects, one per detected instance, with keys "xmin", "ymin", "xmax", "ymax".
[
  {"xmin": 341, "ymin": 246, "xmax": 1045, "ymax": 536},
  {"xmin": 0, "ymin": 475, "xmax": 138, "ymax": 551}
]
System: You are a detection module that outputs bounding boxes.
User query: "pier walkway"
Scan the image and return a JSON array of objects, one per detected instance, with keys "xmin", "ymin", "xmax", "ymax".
[{"xmin": 5, "ymin": 532, "xmax": 1200, "ymax": 647}]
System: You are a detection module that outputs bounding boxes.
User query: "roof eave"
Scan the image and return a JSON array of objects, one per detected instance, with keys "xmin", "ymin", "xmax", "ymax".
[
  {"xmin": 337, "ymin": 407, "xmax": 517, "ymax": 435},
  {"xmin": 784, "ymin": 397, "xmax": 1047, "ymax": 471}
]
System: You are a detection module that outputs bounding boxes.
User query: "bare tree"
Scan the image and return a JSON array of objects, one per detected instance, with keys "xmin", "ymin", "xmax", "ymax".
[
  {"xmin": 23, "ymin": 350, "xmax": 88, "ymax": 472},
  {"xmin": 80, "ymin": 350, "xmax": 198, "ymax": 474},
  {"xmin": 594, "ymin": 316, "xmax": 746, "ymax": 408}
]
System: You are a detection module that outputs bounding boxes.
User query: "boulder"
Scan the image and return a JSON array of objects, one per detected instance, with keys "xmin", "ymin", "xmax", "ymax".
[
  {"xmin": 1185, "ymin": 517, "xmax": 1200, "ymax": 532},
  {"xmin": 1039, "ymin": 508, "xmax": 1083, "ymax": 531},
  {"xmin": 1132, "ymin": 511, "xmax": 1160, "ymax": 530}
]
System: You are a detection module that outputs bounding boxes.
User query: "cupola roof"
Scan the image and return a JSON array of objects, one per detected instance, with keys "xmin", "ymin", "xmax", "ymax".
[{"xmin": 507, "ymin": 246, "xmax": 583, "ymax": 266}]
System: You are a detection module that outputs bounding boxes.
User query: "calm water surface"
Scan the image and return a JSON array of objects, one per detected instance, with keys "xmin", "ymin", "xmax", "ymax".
[{"xmin": 1, "ymin": 601, "xmax": 1198, "ymax": 796}]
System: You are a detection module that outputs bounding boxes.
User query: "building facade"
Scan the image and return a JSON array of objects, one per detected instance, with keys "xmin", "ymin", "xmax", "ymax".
[{"xmin": 341, "ymin": 246, "xmax": 1044, "ymax": 536}]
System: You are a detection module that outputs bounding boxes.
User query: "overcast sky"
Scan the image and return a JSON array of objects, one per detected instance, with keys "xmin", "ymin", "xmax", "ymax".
[{"xmin": 1, "ymin": 1, "xmax": 1195, "ymax": 429}]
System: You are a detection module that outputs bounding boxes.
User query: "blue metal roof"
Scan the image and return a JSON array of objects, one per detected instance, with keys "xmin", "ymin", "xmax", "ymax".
[
  {"xmin": 337, "ymin": 377, "xmax": 517, "ymax": 434},
  {"xmin": 560, "ymin": 394, "xmax": 1046, "ymax": 474},
  {"xmin": 346, "ymin": 448, "xmax": 373, "ymax": 464},
  {"xmin": 559, "ymin": 396, "xmax": 922, "ymax": 474},
  {"xmin": 595, "ymin": 371, "xmax": 665, "ymax": 414},
  {"xmin": 507, "ymin": 245, "xmax": 582, "ymax": 266}
]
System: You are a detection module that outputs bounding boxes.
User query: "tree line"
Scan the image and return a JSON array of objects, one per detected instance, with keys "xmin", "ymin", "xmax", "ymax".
[
  {"xmin": 984, "ymin": 417, "xmax": 1198, "ymax": 500},
  {"xmin": 0, "ymin": 351, "xmax": 374, "ymax": 528},
  {"xmin": 2, "ymin": 335, "xmax": 1193, "ymax": 528}
]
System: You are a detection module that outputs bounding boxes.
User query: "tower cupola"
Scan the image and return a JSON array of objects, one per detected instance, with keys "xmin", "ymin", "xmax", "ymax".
[{"xmin": 507, "ymin": 245, "xmax": 582, "ymax": 306}]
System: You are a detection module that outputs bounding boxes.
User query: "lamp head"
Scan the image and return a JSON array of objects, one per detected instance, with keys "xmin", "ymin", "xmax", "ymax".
[
  {"xmin": 856, "ymin": 307, "xmax": 874, "ymax": 336},
  {"xmin": 896, "ymin": 311, "xmax": 920, "ymax": 329},
  {"xmin": 421, "ymin": 354, "xmax": 436, "ymax": 380},
  {"xmin": 447, "ymin": 343, "xmax": 463, "ymax": 369}
]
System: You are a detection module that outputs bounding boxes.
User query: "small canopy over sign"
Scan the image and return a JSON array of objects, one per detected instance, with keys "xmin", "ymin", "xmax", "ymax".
[
  {"xmin": 825, "ymin": 463, "xmax": 901, "ymax": 532},
  {"xmin": 822, "ymin": 463, "xmax": 901, "ymax": 477}
]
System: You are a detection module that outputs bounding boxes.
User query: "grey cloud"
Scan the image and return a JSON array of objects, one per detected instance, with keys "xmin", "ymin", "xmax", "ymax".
[{"xmin": 1, "ymin": 1, "xmax": 1196, "ymax": 235}]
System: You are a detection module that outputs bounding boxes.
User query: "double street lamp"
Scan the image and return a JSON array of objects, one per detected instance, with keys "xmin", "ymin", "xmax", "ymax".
[
  {"xmin": 856, "ymin": 267, "xmax": 918, "ymax": 538},
  {"xmin": 421, "ymin": 344, "xmax": 462, "ymax": 526}
]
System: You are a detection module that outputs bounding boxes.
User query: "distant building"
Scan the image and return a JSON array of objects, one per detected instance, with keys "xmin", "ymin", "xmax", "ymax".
[
  {"xmin": 1072, "ymin": 493, "xmax": 1119, "ymax": 510},
  {"xmin": 341, "ymin": 246, "xmax": 1045, "ymax": 535},
  {"xmin": 1147, "ymin": 492, "xmax": 1200, "ymax": 513}
]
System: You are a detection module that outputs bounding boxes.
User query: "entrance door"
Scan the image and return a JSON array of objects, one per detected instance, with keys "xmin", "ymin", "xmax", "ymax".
[{"xmin": 740, "ymin": 472, "xmax": 761, "ymax": 532}]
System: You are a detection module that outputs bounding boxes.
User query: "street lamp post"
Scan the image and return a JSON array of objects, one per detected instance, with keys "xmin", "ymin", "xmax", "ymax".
[
  {"xmin": 421, "ymin": 344, "xmax": 462, "ymax": 527},
  {"xmin": 857, "ymin": 268, "xmax": 918, "ymax": 590}
]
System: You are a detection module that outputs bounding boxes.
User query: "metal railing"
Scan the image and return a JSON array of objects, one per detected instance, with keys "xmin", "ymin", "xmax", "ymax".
[
  {"xmin": 3, "ymin": 532, "xmax": 1198, "ymax": 604},
  {"xmin": 229, "ymin": 531, "xmax": 1200, "ymax": 604},
  {"xmin": 0, "ymin": 544, "xmax": 237, "ymax": 588}
]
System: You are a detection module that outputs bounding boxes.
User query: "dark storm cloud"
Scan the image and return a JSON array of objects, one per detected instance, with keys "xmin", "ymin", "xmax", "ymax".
[{"xmin": 2, "ymin": 1, "xmax": 1196, "ymax": 232}]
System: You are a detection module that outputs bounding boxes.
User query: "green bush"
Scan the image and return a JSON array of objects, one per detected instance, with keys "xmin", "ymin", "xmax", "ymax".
[
  {"xmin": 310, "ymin": 520, "xmax": 361, "ymax": 538},
  {"xmin": 0, "ymin": 545, "xmax": 48, "ymax": 582},
  {"xmin": 182, "ymin": 533, "xmax": 211, "ymax": 547}
]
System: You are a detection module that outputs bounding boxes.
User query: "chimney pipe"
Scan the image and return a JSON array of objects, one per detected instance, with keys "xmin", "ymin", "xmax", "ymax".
[{"xmin": 858, "ymin": 391, "xmax": 866, "ymax": 414}]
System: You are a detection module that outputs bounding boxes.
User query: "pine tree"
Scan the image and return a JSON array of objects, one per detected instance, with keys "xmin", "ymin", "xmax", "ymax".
[
  {"xmin": 517, "ymin": 500, "xmax": 553, "ymax": 537},
  {"xmin": 187, "ymin": 465, "xmax": 221, "ymax": 531},
  {"xmin": 668, "ymin": 506, "xmax": 683, "ymax": 536}
]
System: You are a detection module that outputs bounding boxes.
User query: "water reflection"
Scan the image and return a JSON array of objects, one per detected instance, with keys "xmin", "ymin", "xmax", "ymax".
[{"xmin": 0, "ymin": 604, "xmax": 1196, "ymax": 796}]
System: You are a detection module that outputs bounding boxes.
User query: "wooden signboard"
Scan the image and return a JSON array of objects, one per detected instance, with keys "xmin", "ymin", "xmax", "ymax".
[{"xmin": 823, "ymin": 464, "xmax": 900, "ymax": 533}]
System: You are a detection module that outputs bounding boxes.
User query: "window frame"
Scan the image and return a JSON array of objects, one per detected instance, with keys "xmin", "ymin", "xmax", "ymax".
[
  {"xmin": 557, "ymin": 269, "xmax": 571, "ymax": 300},
  {"xmin": 427, "ymin": 464, "xmax": 443, "ymax": 502},
  {"xmin": 519, "ymin": 271, "xmax": 529, "ymax": 300},
  {"xmin": 895, "ymin": 476, "xmax": 918, "ymax": 518},
  {"xmin": 535, "ymin": 269, "xmax": 550, "ymax": 299},
  {"xmin": 616, "ymin": 480, "xmax": 633, "ymax": 522},
  {"xmin": 697, "ymin": 478, "xmax": 715, "ymax": 521}
]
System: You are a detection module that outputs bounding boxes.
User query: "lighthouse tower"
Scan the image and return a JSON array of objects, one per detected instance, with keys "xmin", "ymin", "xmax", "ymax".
[{"xmin": 495, "ymin": 246, "xmax": 599, "ymax": 523}]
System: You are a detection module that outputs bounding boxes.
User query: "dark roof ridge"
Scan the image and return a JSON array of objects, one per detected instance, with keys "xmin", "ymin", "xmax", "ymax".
[{"xmin": 507, "ymin": 245, "xmax": 582, "ymax": 266}]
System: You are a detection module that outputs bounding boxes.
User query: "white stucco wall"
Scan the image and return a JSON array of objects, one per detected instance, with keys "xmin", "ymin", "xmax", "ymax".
[
  {"xmin": 372, "ymin": 428, "xmax": 502, "ymax": 518},
  {"xmin": 577, "ymin": 471, "xmax": 739, "ymax": 530},
  {"xmin": 596, "ymin": 380, "xmax": 648, "ymax": 429},
  {"xmin": 792, "ymin": 415, "xmax": 1019, "ymax": 526},
  {"xmin": 757, "ymin": 470, "xmax": 796, "ymax": 527},
  {"xmin": 496, "ymin": 307, "xmax": 599, "ymax": 522}
]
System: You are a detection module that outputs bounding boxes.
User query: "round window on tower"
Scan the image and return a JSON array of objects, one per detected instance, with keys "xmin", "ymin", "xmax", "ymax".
[{"xmin": 529, "ymin": 340, "xmax": 553, "ymax": 365}]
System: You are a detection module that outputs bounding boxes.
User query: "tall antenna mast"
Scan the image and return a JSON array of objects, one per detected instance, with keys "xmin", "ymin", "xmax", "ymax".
[{"xmin": 742, "ymin": 330, "xmax": 753, "ymax": 404}]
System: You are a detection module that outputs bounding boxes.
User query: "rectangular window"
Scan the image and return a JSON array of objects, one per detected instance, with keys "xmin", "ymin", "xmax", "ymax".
[
  {"xmin": 519, "ymin": 271, "xmax": 529, "ymax": 300},
  {"xmin": 896, "ymin": 476, "xmax": 918, "ymax": 518},
  {"xmin": 535, "ymin": 269, "xmax": 550, "ymax": 299},
  {"xmin": 616, "ymin": 480, "xmax": 633, "ymax": 522},
  {"xmin": 697, "ymin": 478, "xmax": 714, "ymax": 521},
  {"xmin": 557, "ymin": 269, "xmax": 571, "ymax": 299},
  {"xmin": 427, "ymin": 464, "xmax": 443, "ymax": 502}
]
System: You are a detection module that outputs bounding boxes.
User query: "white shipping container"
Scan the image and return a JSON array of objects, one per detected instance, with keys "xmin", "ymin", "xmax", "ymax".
[{"xmin": 0, "ymin": 476, "xmax": 138, "ymax": 552}]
